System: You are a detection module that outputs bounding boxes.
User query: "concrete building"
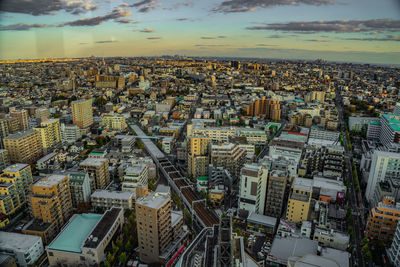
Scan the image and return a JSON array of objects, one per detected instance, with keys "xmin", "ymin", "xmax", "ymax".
[
  {"xmin": 387, "ymin": 220, "xmax": 400, "ymax": 266},
  {"xmin": 3, "ymin": 130, "xmax": 42, "ymax": 164},
  {"xmin": 265, "ymin": 170, "xmax": 287, "ymax": 218},
  {"xmin": 0, "ymin": 119, "xmax": 9, "ymax": 149},
  {"xmin": 122, "ymin": 164, "xmax": 149, "ymax": 192},
  {"xmin": 29, "ymin": 175, "xmax": 73, "ymax": 232},
  {"xmin": 187, "ymin": 135, "xmax": 210, "ymax": 179},
  {"xmin": 33, "ymin": 119, "xmax": 61, "ymax": 152},
  {"xmin": 100, "ymin": 113, "xmax": 127, "ymax": 131},
  {"xmin": 238, "ymin": 164, "xmax": 268, "ymax": 214},
  {"xmin": 9, "ymin": 108, "xmax": 30, "ymax": 131},
  {"xmin": 365, "ymin": 150, "xmax": 400, "ymax": 203},
  {"xmin": 71, "ymin": 98, "xmax": 94, "ymax": 128},
  {"xmin": 348, "ymin": 117, "xmax": 379, "ymax": 132},
  {"xmin": 313, "ymin": 228, "xmax": 350, "ymax": 251},
  {"xmin": 210, "ymin": 142, "xmax": 246, "ymax": 182},
  {"xmin": 308, "ymin": 128, "xmax": 340, "ymax": 142},
  {"xmin": 380, "ymin": 113, "xmax": 400, "ymax": 147},
  {"xmin": 91, "ymin": 190, "xmax": 135, "ymax": 210},
  {"xmin": 0, "ymin": 164, "xmax": 32, "ymax": 215},
  {"xmin": 79, "ymin": 158, "xmax": 110, "ymax": 190},
  {"xmin": 35, "ymin": 107, "xmax": 50, "ymax": 120},
  {"xmin": 136, "ymin": 190, "xmax": 185, "ymax": 264},
  {"xmin": 365, "ymin": 196, "xmax": 400, "ymax": 245},
  {"xmin": 0, "ymin": 231, "xmax": 44, "ymax": 267},
  {"xmin": 46, "ymin": 207, "xmax": 124, "ymax": 266},
  {"xmin": 286, "ymin": 177, "xmax": 313, "ymax": 223},
  {"xmin": 68, "ymin": 172, "xmax": 91, "ymax": 209},
  {"xmin": 60, "ymin": 123, "xmax": 82, "ymax": 144},
  {"xmin": 0, "ymin": 149, "xmax": 10, "ymax": 171},
  {"xmin": 246, "ymin": 97, "xmax": 281, "ymax": 121}
]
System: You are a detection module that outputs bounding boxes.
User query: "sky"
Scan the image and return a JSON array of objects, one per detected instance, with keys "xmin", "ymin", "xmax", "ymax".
[{"xmin": 0, "ymin": 0, "xmax": 399, "ymax": 64}]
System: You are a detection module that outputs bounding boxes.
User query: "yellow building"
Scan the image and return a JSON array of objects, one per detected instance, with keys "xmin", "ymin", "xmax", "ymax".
[
  {"xmin": 286, "ymin": 177, "xmax": 313, "ymax": 223},
  {"xmin": 9, "ymin": 108, "xmax": 30, "ymax": 131},
  {"xmin": 29, "ymin": 174, "xmax": 72, "ymax": 230},
  {"xmin": 365, "ymin": 196, "xmax": 400, "ymax": 244},
  {"xmin": 71, "ymin": 98, "xmax": 93, "ymax": 128},
  {"xmin": 187, "ymin": 135, "xmax": 210, "ymax": 179},
  {"xmin": 3, "ymin": 130, "xmax": 42, "ymax": 164},
  {"xmin": 34, "ymin": 119, "xmax": 61, "ymax": 151},
  {"xmin": 0, "ymin": 164, "xmax": 33, "ymax": 215},
  {"xmin": 100, "ymin": 113, "xmax": 127, "ymax": 131},
  {"xmin": 209, "ymin": 185, "xmax": 225, "ymax": 207}
]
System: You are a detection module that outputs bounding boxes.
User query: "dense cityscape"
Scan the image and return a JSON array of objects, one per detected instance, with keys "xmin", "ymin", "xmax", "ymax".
[
  {"xmin": 0, "ymin": 0, "xmax": 400, "ymax": 267},
  {"xmin": 0, "ymin": 56, "xmax": 398, "ymax": 267}
]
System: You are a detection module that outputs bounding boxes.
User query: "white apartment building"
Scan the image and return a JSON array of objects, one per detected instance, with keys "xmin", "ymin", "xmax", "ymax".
[{"xmin": 238, "ymin": 164, "xmax": 268, "ymax": 214}]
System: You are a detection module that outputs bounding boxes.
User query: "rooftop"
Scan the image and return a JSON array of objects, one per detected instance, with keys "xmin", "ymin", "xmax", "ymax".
[
  {"xmin": 37, "ymin": 152, "xmax": 58, "ymax": 163},
  {"xmin": 80, "ymin": 157, "xmax": 108, "ymax": 167},
  {"xmin": 34, "ymin": 174, "xmax": 67, "ymax": 187},
  {"xmin": 91, "ymin": 190, "xmax": 134, "ymax": 200},
  {"xmin": 0, "ymin": 231, "xmax": 42, "ymax": 252},
  {"xmin": 48, "ymin": 213, "xmax": 102, "ymax": 253},
  {"xmin": 268, "ymin": 237, "xmax": 317, "ymax": 263},
  {"xmin": 2, "ymin": 163, "xmax": 29, "ymax": 173},
  {"xmin": 136, "ymin": 191, "xmax": 170, "ymax": 209},
  {"xmin": 4, "ymin": 129, "xmax": 37, "ymax": 140},
  {"xmin": 247, "ymin": 212, "xmax": 277, "ymax": 227}
]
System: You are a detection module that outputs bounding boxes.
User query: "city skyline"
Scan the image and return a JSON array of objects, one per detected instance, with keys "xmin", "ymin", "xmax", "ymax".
[{"xmin": 0, "ymin": 0, "xmax": 400, "ymax": 64}]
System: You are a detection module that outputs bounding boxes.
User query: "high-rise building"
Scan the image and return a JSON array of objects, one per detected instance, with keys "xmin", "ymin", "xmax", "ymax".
[
  {"xmin": 210, "ymin": 143, "xmax": 246, "ymax": 182},
  {"xmin": 60, "ymin": 123, "xmax": 82, "ymax": 144},
  {"xmin": 79, "ymin": 158, "xmax": 110, "ymax": 190},
  {"xmin": 71, "ymin": 98, "xmax": 93, "ymax": 128},
  {"xmin": 238, "ymin": 164, "xmax": 268, "ymax": 214},
  {"xmin": 0, "ymin": 119, "xmax": 9, "ymax": 149},
  {"xmin": 33, "ymin": 119, "xmax": 61, "ymax": 152},
  {"xmin": 365, "ymin": 150, "xmax": 400, "ymax": 204},
  {"xmin": 100, "ymin": 113, "xmax": 127, "ymax": 131},
  {"xmin": 387, "ymin": 220, "xmax": 400, "ymax": 266},
  {"xmin": 246, "ymin": 97, "xmax": 281, "ymax": 121},
  {"xmin": 136, "ymin": 190, "xmax": 185, "ymax": 264},
  {"xmin": 5, "ymin": 117, "xmax": 20, "ymax": 134},
  {"xmin": 265, "ymin": 170, "xmax": 287, "ymax": 218},
  {"xmin": 365, "ymin": 196, "xmax": 400, "ymax": 245},
  {"xmin": 29, "ymin": 174, "xmax": 73, "ymax": 231},
  {"xmin": 305, "ymin": 91, "xmax": 326, "ymax": 103},
  {"xmin": 0, "ymin": 164, "xmax": 32, "ymax": 215},
  {"xmin": 3, "ymin": 130, "xmax": 42, "ymax": 164},
  {"xmin": 67, "ymin": 172, "xmax": 91, "ymax": 209},
  {"xmin": 187, "ymin": 135, "xmax": 210, "ymax": 179},
  {"xmin": 286, "ymin": 177, "xmax": 313, "ymax": 223},
  {"xmin": 35, "ymin": 107, "xmax": 50, "ymax": 120},
  {"xmin": 0, "ymin": 149, "xmax": 10, "ymax": 171},
  {"xmin": 379, "ymin": 113, "xmax": 400, "ymax": 146},
  {"xmin": 9, "ymin": 108, "xmax": 30, "ymax": 131}
]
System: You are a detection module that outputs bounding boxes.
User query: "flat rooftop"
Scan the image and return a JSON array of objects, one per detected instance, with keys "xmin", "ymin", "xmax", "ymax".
[
  {"xmin": 136, "ymin": 191, "xmax": 170, "ymax": 209},
  {"xmin": 4, "ymin": 129, "xmax": 36, "ymax": 140},
  {"xmin": 269, "ymin": 237, "xmax": 318, "ymax": 263},
  {"xmin": 0, "ymin": 231, "xmax": 42, "ymax": 252},
  {"xmin": 34, "ymin": 174, "xmax": 67, "ymax": 187},
  {"xmin": 2, "ymin": 163, "xmax": 29, "ymax": 173},
  {"xmin": 83, "ymin": 207, "xmax": 122, "ymax": 249},
  {"xmin": 247, "ymin": 212, "xmax": 277, "ymax": 227},
  {"xmin": 91, "ymin": 190, "xmax": 134, "ymax": 200},
  {"xmin": 80, "ymin": 157, "xmax": 107, "ymax": 166},
  {"xmin": 48, "ymin": 213, "xmax": 102, "ymax": 253}
]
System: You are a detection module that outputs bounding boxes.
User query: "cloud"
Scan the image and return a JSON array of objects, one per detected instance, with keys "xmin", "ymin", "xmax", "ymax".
[
  {"xmin": 96, "ymin": 40, "xmax": 118, "ymax": 43},
  {"xmin": 343, "ymin": 35, "xmax": 400, "ymax": 42},
  {"xmin": 267, "ymin": 34, "xmax": 283, "ymax": 38},
  {"xmin": 0, "ymin": 0, "xmax": 98, "ymax": 16},
  {"xmin": 61, "ymin": 8, "xmax": 131, "ymax": 26},
  {"xmin": 141, "ymin": 27, "xmax": 155, "ymax": 33},
  {"xmin": 79, "ymin": 42, "xmax": 88, "ymax": 45},
  {"xmin": 176, "ymin": 18, "xmax": 189, "ymax": 21},
  {"xmin": 116, "ymin": 18, "xmax": 135, "ymax": 24},
  {"xmin": 122, "ymin": 0, "xmax": 159, "ymax": 12},
  {"xmin": 201, "ymin": 36, "xmax": 227, "ymax": 39},
  {"xmin": 213, "ymin": 0, "xmax": 334, "ymax": 13},
  {"xmin": 0, "ymin": 23, "xmax": 52, "ymax": 31},
  {"xmin": 256, "ymin": 44, "xmax": 278, "ymax": 46},
  {"xmin": 195, "ymin": 44, "xmax": 228, "ymax": 47},
  {"xmin": 246, "ymin": 19, "xmax": 400, "ymax": 33},
  {"xmin": 305, "ymin": 39, "xmax": 329, "ymax": 42},
  {"xmin": 165, "ymin": 2, "xmax": 194, "ymax": 10},
  {"xmin": 147, "ymin": 36, "xmax": 162, "ymax": 39}
]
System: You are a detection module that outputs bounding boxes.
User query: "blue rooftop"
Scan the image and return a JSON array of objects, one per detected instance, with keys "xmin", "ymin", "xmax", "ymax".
[
  {"xmin": 48, "ymin": 213, "xmax": 102, "ymax": 253},
  {"xmin": 382, "ymin": 113, "xmax": 400, "ymax": 132}
]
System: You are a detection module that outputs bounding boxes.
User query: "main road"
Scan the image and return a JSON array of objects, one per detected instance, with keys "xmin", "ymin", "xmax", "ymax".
[{"xmin": 336, "ymin": 87, "xmax": 365, "ymax": 267}]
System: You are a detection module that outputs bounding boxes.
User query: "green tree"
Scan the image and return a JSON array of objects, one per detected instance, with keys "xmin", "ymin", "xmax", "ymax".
[
  {"xmin": 112, "ymin": 244, "xmax": 119, "ymax": 254},
  {"xmin": 107, "ymin": 252, "xmax": 115, "ymax": 263},
  {"xmin": 116, "ymin": 238, "xmax": 123, "ymax": 248},
  {"xmin": 119, "ymin": 252, "xmax": 127, "ymax": 265},
  {"xmin": 104, "ymin": 260, "xmax": 111, "ymax": 267},
  {"xmin": 183, "ymin": 209, "xmax": 192, "ymax": 225},
  {"xmin": 125, "ymin": 240, "xmax": 132, "ymax": 251}
]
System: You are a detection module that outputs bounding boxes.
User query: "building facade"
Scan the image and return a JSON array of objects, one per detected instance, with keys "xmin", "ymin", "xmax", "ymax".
[
  {"xmin": 71, "ymin": 98, "xmax": 94, "ymax": 128},
  {"xmin": 3, "ymin": 130, "xmax": 42, "ymax": 164}
]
